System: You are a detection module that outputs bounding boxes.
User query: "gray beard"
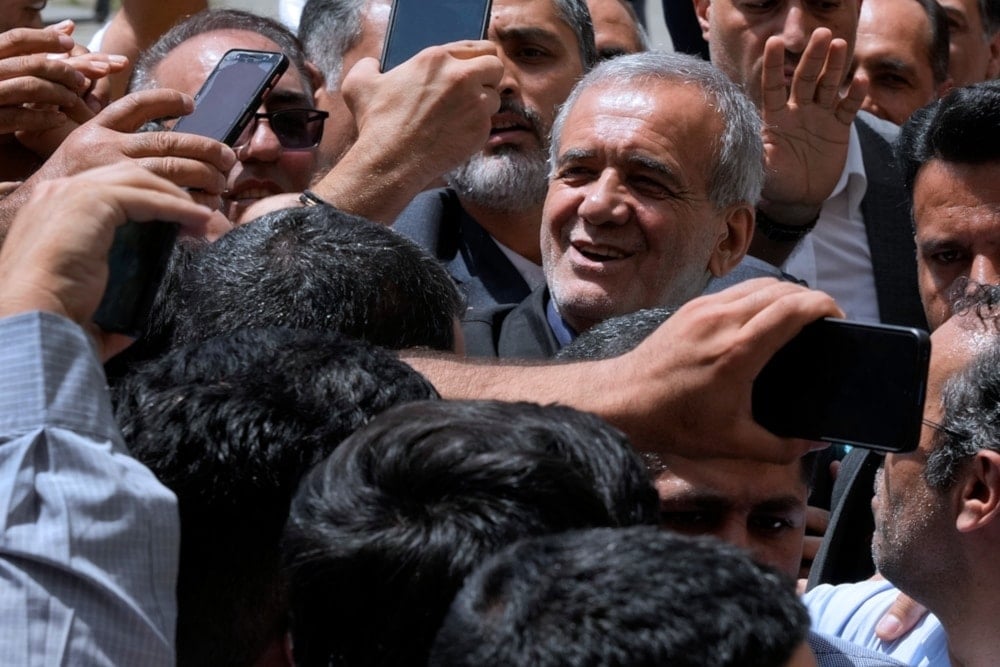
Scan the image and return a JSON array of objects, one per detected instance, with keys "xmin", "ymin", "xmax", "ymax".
[{"xmin": 447, "ymin": 146, "xmax": 549, "ymax": 213}]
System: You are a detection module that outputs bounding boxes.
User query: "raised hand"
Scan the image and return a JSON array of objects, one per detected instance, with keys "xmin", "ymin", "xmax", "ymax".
[
  {"xmin": 759, "ymin": 28, "xmax": 868, "ymax": 224},
  {"xmin": 0, "ymin": 22, "xmax": 128, "ymax": 155},
  {"xmin": 1, "ymin": 88, "xmax": 236, "ymax": 239}
]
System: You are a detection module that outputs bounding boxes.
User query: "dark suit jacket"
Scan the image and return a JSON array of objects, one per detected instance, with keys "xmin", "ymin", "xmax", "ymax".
[
  {"xmin": 807, "ymin": 116, "xmax": 929, "ymax": 589},
  {"xmin": 392, "ymin": 188, "xmax": 532, "ymax": 311},
  {"xmin": 856, "ymin": 115, "xmax": 927, "ymax": 329},
  {"xmin": 461, "ymin": 286, "xmax": 559, "ymax": 359}
]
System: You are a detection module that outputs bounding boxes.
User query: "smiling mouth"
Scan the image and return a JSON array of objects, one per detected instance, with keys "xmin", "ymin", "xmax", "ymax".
[{"xmin": 573, "ymin": 242, "xmax": 631, "ymax": 262}]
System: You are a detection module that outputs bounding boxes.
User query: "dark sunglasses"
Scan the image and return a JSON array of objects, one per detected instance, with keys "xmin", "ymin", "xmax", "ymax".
[{"xmin": 234, "ymin": 108, "xmax": 329, "ymax": 150}]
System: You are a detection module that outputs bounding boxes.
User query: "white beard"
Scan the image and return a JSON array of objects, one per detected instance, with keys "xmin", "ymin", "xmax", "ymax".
[{"xmin": 447, "ymin": 145, "xmax": 549, "ymax": 213}]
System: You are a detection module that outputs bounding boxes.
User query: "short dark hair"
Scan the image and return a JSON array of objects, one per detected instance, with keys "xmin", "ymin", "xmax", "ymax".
[
  {"xmin": 979, "ymin": 0, "xmax": 1000, "ymax": 36},
  {"xmin": 429, "ymin": 526, "xmax": 812, "ymax": 667},
  {"xmin": 172, "ymin": 204, "xmax": 463, "ymax": 351},
  {"xmin": 130, "ymin": 9, "xmax": 314, "ymax": 97},
  {"xmin": 556, "ymin": 306, "xmax": 675, "ymax": 361},
  {"xmin": 897, "ymin": 80, "xmax": 1000, "ymax": 194},
  {"xmin": 114, "ymin": 327, "xmax": 437, "ymax": 667},
  {"xmin": 916, "ymin": 0, "xmax": 951, "ymax": 85},
  {"xmin": 282, "ymin": 399, "xmax": 657, "ymax": 667}
]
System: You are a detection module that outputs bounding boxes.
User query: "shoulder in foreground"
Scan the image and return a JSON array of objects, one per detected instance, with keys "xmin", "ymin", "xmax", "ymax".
[{"xmin": 808, "ymin": 632, "xmax": 908, "ymax": 667}]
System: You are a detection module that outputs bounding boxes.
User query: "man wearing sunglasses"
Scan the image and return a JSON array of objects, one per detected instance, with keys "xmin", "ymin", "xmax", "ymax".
[{"xmin": 130, "ymin": 9, "xmax": 325, "ymax": 222}]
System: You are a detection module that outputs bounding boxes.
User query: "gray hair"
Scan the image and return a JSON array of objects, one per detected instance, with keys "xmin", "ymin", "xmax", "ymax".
[
  {"xmin": 549, "ymin": 50, "xmax": 764, "ymax": 209},
  {"xmin": 298, "ymin": 0, "xmax": 371, "ymax": 90},
  {"xmin": 925, "ymin": 284, "xmax": 1000, "ymax": 489},
  {"xmin": 924, "ymin": 341, "xmax": 1000, "ymax": 488},
  {"xmin": 554, "ymin": 0, "xmax": 599, "ymax": 71},
  {"xmin": 130, "ymin": 9, "xmax": 313, "ymax": 96}
]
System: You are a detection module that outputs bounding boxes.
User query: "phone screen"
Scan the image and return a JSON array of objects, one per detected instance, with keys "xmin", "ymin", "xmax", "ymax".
[
  {"xmin": 173, "ymin": 49, "xmax": 288, "ymax": 145},
  {"xmin": 380, "ymin": 0, "xmax": 493, "ymax": 71},
  {"xmin": 751, "ymin": 319, "xmax": 931, "ymax": 452}
]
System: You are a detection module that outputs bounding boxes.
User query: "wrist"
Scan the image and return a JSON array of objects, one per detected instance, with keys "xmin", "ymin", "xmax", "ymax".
[{"xmin": 755, "ymin": 206, "xmax": 820, "ymax": 243}]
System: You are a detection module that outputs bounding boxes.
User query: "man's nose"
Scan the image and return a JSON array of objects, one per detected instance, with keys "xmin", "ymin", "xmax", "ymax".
[
  {"xmin": 970, "ymin": 253, "xmax": 1000, "ymax": 285},
  {"xmin": 577, "ymin": 170, "xmax": 630, "ymax": 226},
  {"xmin": 236, "ymin": 118, "xmax": 283, "ymax": 163},
  {"xmin": 715, "ymin": 520, "xmax": 751, "ymax": 550},
  {"xmin": 778, "ymin": 3, "xmax": 814, "ymax": 55}
]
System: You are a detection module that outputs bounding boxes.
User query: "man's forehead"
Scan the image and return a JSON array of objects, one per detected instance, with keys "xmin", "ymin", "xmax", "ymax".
[
  {"xmin": 561, "ymin": 79, "xmax": 712, "ymax": 136},
  {"xmin": 653, "ymin": 455, "xmax": 808, "ymax": 500},
  {"xmin": 155, "ymin": 30, "xmax": 307, "ymax": 100},
  {"xmin": 491, "ymin": 0, "xmax": 581, "ymax": 44}
]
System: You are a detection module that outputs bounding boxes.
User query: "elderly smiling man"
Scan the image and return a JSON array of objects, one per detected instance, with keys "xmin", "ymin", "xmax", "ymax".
[{"xmin": 462, "ymin": 49, "xmax": 764, "ymax": 358}]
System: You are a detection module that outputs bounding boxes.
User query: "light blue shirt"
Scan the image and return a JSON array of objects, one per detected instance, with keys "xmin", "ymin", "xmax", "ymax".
[
  {"xmin": 0, "ymin": 312, "xmax": 179, "ymax": 665},
  {"xmin": 805, "ymin": 579, "xmax": 950, "ymax": 666}
]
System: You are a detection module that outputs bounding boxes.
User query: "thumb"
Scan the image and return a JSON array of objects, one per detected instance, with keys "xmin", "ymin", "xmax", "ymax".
[{"xmin": 875, "ymin": 591, "xmax": 929, "ymax": 641}]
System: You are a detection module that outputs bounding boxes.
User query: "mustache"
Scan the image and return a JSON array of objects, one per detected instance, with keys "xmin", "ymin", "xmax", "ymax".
[{"xmin": 495, "ymin": 99, "xmax": 547, "ymax": 140}]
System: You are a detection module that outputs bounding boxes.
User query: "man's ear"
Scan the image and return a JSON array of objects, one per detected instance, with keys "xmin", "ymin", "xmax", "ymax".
[
  {"xmin": 987, "ymin": 31, "xmax": 1000, "ymax": 80},
  {"xmin": 305, "ymin": 60, "xmax": 328, "ymax": 103},
  {"xmin": 708, "ymin": 204, "xmax": 753, "ymax": 277},
  {"xmin": 693, "ymin": 0, "xmax": 712, "ymax": 42},
  {"xmin": 956, "ymin": 450, "xmax": 1000, "ymax": 533}
]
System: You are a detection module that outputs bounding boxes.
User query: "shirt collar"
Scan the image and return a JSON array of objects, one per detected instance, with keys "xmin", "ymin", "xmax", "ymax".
[
  {"xmin": 829, "ymin": 122, "xmax": 868, "ymax": 212},
  {"xmin": 546, "ymin": 297, "xmax": 577, "ymax": 348}
]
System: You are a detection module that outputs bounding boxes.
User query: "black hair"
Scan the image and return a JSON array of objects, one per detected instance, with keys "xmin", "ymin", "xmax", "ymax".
[
  {"xmin": 430, "ymin": 526, "xmax": 812, "ymax": 667},
  {"xmin": 897, "ymin": 80, "xmax": 1000, "ymax": 194},
  {"xmin": 114, "ymin": 327, "xmax": 437, "ymax": 666},
  {"xmin": 282, "ymin": 399, "xmax": 658, "ymax": 666},
  {"xmin": 556, "ymin": 306, "xmax": 675, "ymax": 361},
  {"xmin": 172, "ymin": 204, "xmax": 463, "ymax": 352}
]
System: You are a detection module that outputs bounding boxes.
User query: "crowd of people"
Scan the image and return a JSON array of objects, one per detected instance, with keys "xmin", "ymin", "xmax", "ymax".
[{"xmin": 2, "ymin": 0, "xmax": 1000, "ymax": 664}]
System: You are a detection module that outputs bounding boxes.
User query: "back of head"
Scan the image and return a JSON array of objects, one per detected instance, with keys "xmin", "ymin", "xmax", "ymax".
[
  {"xmin": 430, "ymin": 526, "xmax": 812, "ymax": 667},
  {"xmin": 130, "ymin": 8, "xmax": 312, "ymax": 94},
  {"xmin": 172, "ymin": 204, "xmax": 462, "ymax": 351},
  {"xmin": 557, "ymin": 306, "xmax": 674, "ymax": 360},
  {"xmin": 282, "ymin": 399, "xmax": 657, "ymax": 666},
  {"xmin": 114, "ymin": 327, "xmax": 437, "ymax": 666},
  {"xmin": 897, "ymin": 80, "xmax": 1000, "ymax": 192}
]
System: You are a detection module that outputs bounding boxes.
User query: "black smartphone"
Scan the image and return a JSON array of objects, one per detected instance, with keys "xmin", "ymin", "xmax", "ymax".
[
  {"xmin": 751, "ymin": 318, "xmax": 931, "ymax": 452},
  {"xmin": 379, "ymin": 0, "xmax": 493, "ymax": 72},
  {"xmin": 93, "ymin": 49, "xmax": 288, "ymax": 337},
  {"xmin": 173, "ymin": 48, "xmax": 289, "ymax": 145}
]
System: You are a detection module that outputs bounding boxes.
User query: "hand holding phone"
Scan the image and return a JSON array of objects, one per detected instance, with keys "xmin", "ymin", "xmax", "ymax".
[
  {"xmin": 93, "ymin": 49, "xmax": 288, "ymax": 336},
  {"xmin": 751, "ymin": 318, "xmax": 931, "ymax": 452}
]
